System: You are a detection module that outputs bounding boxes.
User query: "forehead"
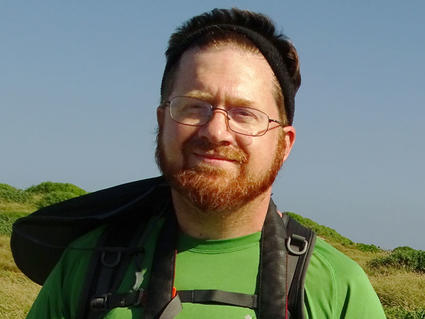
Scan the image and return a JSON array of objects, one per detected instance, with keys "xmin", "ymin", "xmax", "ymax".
[{"xmin": 171, "ymin": 45, "xmax": 279, "ymax": 114}]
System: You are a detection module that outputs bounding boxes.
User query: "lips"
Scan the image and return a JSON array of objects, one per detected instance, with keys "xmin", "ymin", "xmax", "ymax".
[
  {"xmin": 183, "ymin": 137, "xmax": 248, "ymax": 164},
  {"xmin": 193, "ymin": 152, "xmax": 238, "ymax": 162}
]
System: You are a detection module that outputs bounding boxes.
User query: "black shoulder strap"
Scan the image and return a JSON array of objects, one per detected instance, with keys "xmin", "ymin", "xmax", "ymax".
[
  {"xmin": 76, "ymin": 219, "xmax": 145, "ymax": 319},
  {"xmin": 76, "ymin": 187, "xmax": 172, "ymax": 319},
  {"xmin": 143, "ymin": 212, "xmax": 178, "ymax": 319},
  {"xmin": 257, "ymin": 201, "xmax": 290, "ymax": 318},
  {"xmin": 284, "ymin": 214, "xmax": 316, "ymax": 319}
]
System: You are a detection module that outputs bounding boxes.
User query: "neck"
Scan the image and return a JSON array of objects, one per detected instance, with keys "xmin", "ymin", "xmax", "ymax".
[{"xmin": 171, "ymin": 188, "xmax": 272, "ymax": 240}]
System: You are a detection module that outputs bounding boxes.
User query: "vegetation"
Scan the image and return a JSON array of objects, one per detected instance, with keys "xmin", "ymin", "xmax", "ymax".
[
  {"xmin": 0, "ymin": 184, "xmax": 31, "ymax": 203},
  {"xmin": 0, "ymin": 182, "xmax": 424, "ymax": 318},
  {"xmin": 356, "ymin": 242, "xmax": 382, "ymax": 253},
  {"xmin": 0, "ymin": 181, "xmax": 87, "ymax": 318},
  {"xmin": 0, "ymin": 235, "xmax": 40, "ymax": 319},
  {"xmin": 0, "ymin": 182, "xmax": 87, "ymax": 213},
  {"xmin": 0, "ymin": 212, "xmax": 29, "ymax": 236},
  {"xmin": 369, "ymin": 246, "xmax": 425, "ymax": 273},
  {"xmin": 25, "ymin": 181, "xmax": 86, "ymax": 196}
]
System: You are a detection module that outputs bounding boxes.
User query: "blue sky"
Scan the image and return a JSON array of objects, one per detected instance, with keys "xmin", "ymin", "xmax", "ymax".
[{"xmin": 1, "ymin": 1, "xmax": 424, "ymax": 250}]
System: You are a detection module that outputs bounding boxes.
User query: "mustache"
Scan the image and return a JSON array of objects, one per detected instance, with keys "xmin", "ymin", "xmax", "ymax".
[{"xmin": 183, "ymin": 138, "xmax": 248, "ymax": 164}]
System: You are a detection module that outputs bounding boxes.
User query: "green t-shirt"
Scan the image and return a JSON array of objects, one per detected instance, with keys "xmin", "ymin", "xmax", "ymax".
[{"xmin": 26, "ymin": 216, "xmax": 386, "ymax": 318}]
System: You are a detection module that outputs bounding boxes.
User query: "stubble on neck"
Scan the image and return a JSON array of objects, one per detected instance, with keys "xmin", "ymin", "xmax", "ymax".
[{"xmin": 171, "ymin": 187, "xmax": 272, "ymax": 239}]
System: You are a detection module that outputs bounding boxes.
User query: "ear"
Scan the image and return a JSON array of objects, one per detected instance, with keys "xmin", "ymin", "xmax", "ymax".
[
  {"xmin": 281, "ymin": 126, "xmax": 296, "ymax": 163},
  {"xmin": 157, "ymin": 106, "xmax": 164, "ymax": 130}
]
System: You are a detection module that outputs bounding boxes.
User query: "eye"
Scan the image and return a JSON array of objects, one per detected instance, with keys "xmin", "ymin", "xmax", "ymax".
[
  {"xmin": 230, "ymin": 108, "xmax": 259, "ymax": 123},
  {"xmin": 176, "ymin": 98, "xmax": 210, "ymax": 119},
  {"xmin": 190, "ymin": 103, "xmax": 207, "ymax": 111},
  {"xmin": 182, "ymin": 101, "xmax": 208, "ymax": 113}
]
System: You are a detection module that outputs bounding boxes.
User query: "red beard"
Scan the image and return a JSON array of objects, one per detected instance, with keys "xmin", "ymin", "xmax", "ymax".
[{"xmin": 156, "ymin": 131, "xmax": 285, "ymax": 213}]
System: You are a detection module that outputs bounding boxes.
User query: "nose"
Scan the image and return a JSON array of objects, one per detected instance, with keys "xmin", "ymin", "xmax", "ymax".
[{"xmin": 197, "ymin": 109, "xmax": 234, "ymax": 144}]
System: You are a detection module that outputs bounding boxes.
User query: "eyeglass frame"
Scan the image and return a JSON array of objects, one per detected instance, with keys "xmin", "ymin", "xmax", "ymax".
[{"xmin": 160, "ymin": 96, "xmax": 286, "ymax": 137}]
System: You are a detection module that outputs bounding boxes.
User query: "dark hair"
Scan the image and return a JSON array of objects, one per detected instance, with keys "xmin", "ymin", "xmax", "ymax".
[{"xmin": 160, "ymin": 8, "xmax": 301, "ymax": 125}]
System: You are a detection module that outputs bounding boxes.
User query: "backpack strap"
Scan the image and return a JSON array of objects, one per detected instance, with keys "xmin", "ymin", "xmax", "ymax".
[
  {"xmin": 76, "ymin": 204, "xmax": 169, "ymax": 319},
  {"xmin": 156, "ymin": 289, "xmax": 259, "ymax": 319},
  {"xmin": 76, "ymin": 219, "xmax": 146, "ymax": 319},
  {"xmin": 75, "ymin": 225, "xmax": 110, "ymax": 319},
  {"xmin": 143, "ymin": 211, "xmax": 178, "ymax": 319},
  {"xmin": 257, "ymin": 200, "xmax": 290, "ymax": 318},
  {"xmin": 285, "ymin": 215, "xmax": 316, "ymax": 319},
  {"xmin": 178, "ymin": 290, "xmax": 258, "ymax": 308}
]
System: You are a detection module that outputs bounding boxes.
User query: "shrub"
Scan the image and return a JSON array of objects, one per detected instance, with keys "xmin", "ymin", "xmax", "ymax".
[
  {"xmin": 26, "ymin": 182, "xmax": 86, "ymax": 196},
  {"xmin": 369, "ymin": 246, "xmax": 425, "ymax": 272},
  {"xmin": 356, "ymin": 243, "xmax": 381, "ymax": 253},
  {"xmin": 0, "ymin": 184, "xmax": 31, "ymax": 203},
  {"xmin": 36, "ymin": 191, "xmax": 83, "ymax": 209}
]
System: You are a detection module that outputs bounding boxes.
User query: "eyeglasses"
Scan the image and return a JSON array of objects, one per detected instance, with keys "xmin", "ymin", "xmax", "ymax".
[{"xmin": 163, "ymin": 96, "xmax": 284, "ymax": 137}]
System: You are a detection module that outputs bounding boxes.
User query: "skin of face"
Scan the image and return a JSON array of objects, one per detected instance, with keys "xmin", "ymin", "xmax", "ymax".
[{"xmin": 157, "ymin": 44, "xmax": 295, "ymax": 181}]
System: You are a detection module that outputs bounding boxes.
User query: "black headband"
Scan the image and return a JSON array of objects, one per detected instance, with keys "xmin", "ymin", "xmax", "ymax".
[{"xmin": 161, "ymin": 24, "xmax": 296, "ymax": 124}]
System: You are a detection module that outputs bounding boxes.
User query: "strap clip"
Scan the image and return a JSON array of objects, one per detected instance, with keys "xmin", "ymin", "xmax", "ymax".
[
  {"xmin": 89, "ymin": 289, "xmax": 146, "ymax": 311},
  {"xmin": 90, "ymin": 293, "xmax": 111, "ymax": 311},
  {"xmin": 286, "ymin": 234, "xmax": 308, "ymax": 255}
]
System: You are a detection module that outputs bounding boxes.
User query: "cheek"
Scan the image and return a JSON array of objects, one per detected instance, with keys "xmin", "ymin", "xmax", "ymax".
[
  {"xmin": 161, "ymin": 120, "xmax": 195, "ymax": 163},
  {"xmin": 243, "ymin": 133, "xmax": 281, "ymax": 169}
]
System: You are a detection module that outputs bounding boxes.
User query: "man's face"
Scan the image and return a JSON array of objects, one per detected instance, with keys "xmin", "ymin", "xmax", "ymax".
[{"xmin": 156, "ymin": 45, "xmax": 295, "ymax": 212}]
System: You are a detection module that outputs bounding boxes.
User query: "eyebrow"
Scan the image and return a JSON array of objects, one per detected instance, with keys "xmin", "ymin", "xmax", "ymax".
[{"xmin": 185, "ymin": 90, "xmax": 255, "ymax": 108}]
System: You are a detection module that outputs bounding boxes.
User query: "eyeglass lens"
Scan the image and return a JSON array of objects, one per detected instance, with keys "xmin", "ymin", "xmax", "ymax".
[{"xmin": 169, "ymin": 96, "xmax": 270, "ymax": 136}]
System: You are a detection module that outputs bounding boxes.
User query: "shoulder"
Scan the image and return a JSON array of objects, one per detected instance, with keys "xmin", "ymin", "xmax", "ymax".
[
  {"xmin": 304, "ymin": 237, "xmax": 386, "ymax": 318},
  {"xmin": 310, "ymin": 237, "xmax": 364, "ymax": 280},
  {"xmin": 306, "ymin": 237, "xmax": 367, "ymax": 302}
]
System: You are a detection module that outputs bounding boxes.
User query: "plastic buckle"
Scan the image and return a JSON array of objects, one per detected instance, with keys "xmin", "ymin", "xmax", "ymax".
[{"xmin": 90, "ymin": 293, "xmax": 111, "ymax": 311}]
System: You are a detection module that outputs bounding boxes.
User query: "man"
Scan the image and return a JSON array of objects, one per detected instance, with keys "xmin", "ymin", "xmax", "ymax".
[{"xmin": 22, "ymin": 8, "xmax": 386, "ymax": 319}]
